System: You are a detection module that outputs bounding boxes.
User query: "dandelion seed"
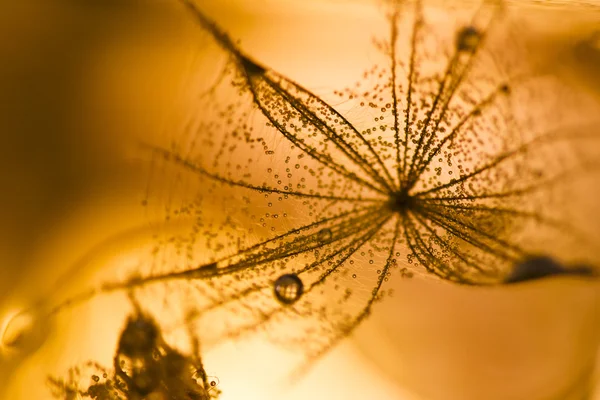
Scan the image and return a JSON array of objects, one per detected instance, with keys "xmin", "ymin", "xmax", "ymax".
[{"xmin": 47, "ymin": 0, "xmax": 600, "ymax": 376}]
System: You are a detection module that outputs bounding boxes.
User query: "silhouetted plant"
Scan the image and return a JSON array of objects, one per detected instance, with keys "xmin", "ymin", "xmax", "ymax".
[{"xmin": 47, "ymin": 302, "xmax": 221, "ymax": 400}]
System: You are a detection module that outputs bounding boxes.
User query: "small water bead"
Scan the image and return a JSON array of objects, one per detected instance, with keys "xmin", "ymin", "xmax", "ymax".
[
  {"xmin": 456, "ymin": 26, "xmax": 481, "ymax": 52},
  {"xmin": 273, "ymin": 274, "xmax": 304, "ymax": 305},
  {"xmin": 317, "ymin": 228, "xmax": 333, "ymax": 243}
]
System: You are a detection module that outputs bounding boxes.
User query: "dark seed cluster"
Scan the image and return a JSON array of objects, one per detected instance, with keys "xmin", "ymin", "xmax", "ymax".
[
  {"xmin": 504, "ymin": 255, "xmax": 595, "ymax": 284},
  {"xmin": 47, "ymin": 306, "xmax": 220, "ymax": 400}
]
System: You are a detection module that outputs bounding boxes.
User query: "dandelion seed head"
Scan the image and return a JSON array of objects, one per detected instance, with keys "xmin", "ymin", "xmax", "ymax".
[
  {"xmin": 46, "ymin": 0, "xmax": 600, "ymax": 378},
  {"xmin": 127, "ymin": 0, "xmax": 600, "ymax": 365}
]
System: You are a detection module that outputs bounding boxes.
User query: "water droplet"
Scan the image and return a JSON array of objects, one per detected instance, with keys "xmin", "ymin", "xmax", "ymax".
[
  {"xmin": 590, "ymin": 30, "xmax": 600, "ymax": 50},
  {"xmin": 273, "ymin": 274, "xmax": 304, "ymax": 305},
  {"xmin": 1, "ymin": 310, "xmax": 46, "ymax": 353},
  {"xmin": 456, "ymin": 26, "xmax": 480, "ymax": 52},
  {"xmin": 316, "ymin": 228, "xmax": 333, "ymax": 243},
  {"xmin": 2, "ymin": 312, "xmax": 34, "ymax": 348},
  {"xmin": 91, "ymin": 375, "xmax": 100, "ymax": 383}
]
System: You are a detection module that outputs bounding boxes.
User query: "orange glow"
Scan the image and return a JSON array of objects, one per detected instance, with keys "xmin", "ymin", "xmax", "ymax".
[{"xmin": 0, "ymin": 1, "xmax": 599, "ymax": 400}]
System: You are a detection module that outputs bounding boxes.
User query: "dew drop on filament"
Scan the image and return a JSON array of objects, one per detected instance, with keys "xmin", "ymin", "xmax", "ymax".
[
  {"xmin": 456, "ymin": 26, "xmax": 481, "ymax": 52},
  {"xmin": 273, "ymin": 274, "xmax": 304, "ymax": 305},
  {"xmin": 316, "ymin": 228, "xmax": 333, "ymax": 243}
]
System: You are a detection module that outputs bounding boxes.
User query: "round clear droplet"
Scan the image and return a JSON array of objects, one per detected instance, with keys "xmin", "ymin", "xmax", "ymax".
[
  {"xmin": 2, "ymin": 312, "xmax": 35, "ymax": 349},
  {"xmin": 1, "ymin": 310, "xmax": 47, "ymax": 356},
  {"xmin": 273, "ymin": 274, "xmax": 304, "ymax": 305},
  {"xmin": 505, "ymin": 256, "xmax": 595, "ymax": 284},
  {"xmin": 316, "ymin": 228, "xmax": 333, "ymax": 243},
  {"xmin": 456, "ymin": 26, "xmax": 480, "ymax": 52}
]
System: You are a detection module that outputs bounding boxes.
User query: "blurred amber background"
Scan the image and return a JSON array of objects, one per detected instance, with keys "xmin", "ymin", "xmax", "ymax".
[{"xmin": 0, "ymin": 1, "xmax": 599, "ymax": 399}]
